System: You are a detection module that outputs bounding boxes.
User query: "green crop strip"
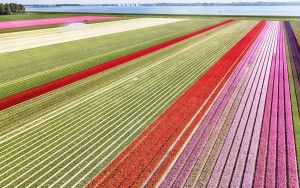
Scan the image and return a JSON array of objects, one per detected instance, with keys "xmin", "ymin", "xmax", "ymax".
[
  {"xmin": 0, "ymin": 20, "xmax": 256, "ymax": 187},
  {"xmin": 0, "ymin": 19, "xmax": 222, "ymax": 98},
  {"xmin": 287, "ymin": 22, "xmax": 300, "ymax": 174}
]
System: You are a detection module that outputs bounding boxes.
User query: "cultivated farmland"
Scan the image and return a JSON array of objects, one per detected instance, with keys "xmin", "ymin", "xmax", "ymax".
[
  {"xmin": 0, "ymin": 18, "xmax": 222, "ymax": 98},
  {"xmin": 0, "ymin": 14, "xmax": 300, "ymax": 188},
  {"xmin": 0, "ymin": 18, "xmax": 185, "ymax": 53}
]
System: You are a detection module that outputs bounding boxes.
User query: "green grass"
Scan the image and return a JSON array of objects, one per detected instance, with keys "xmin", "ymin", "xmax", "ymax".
[
  {"xmin": 0, "ymin": 18, "xmax": 223, "ymax": 98},
  {"xmin": 26, "ymin": 11, "xmax": 300, "ymax": 20},
  {"xmin": 287, "ymin": 22, "xmax": 300, "ymax": 173},
  {"xmin": 0, "ymin": 20, "xmax": 256, "ymax": 187}
]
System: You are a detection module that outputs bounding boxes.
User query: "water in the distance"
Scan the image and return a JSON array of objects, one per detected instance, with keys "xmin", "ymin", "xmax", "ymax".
[{"xmin": 27, "ymin": 5, "xmax": 300, "ymax": 17}]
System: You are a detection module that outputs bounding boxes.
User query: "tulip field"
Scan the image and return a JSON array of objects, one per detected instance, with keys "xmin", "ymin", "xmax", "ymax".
[{"xmin": 0, "ymin": 15, "xmax": 300, "ymax": 187}]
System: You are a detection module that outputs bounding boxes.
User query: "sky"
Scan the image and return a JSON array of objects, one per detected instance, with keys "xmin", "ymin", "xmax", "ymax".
[{"xmin": 0, "ymin": 0, "xmax": 297, "ymax": 5}]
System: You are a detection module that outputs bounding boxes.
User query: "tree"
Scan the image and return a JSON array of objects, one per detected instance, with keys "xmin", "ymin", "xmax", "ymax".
[
  {"xmin": 19, "ymin": 4, "xmax": 25, "ymax": 12},
  {"xmin": 0, "ymin": 4, "xmax": 5, "ymax": 15},
  {"xmin": 0, "ymin": 3, "xmax": 25, "ymax": 15},
  {"xmin": 9, "ymin": 3, "xmax": 16, "ymax": 13},
  {"xmin": 4, "ymin": 4, "xmax": 11, "ymax": 15}
]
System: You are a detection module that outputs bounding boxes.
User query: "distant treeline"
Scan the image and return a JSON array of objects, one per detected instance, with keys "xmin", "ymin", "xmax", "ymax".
[{"xmin": 0, "ymin": 3, "xmax": 25, "ymax": 15}]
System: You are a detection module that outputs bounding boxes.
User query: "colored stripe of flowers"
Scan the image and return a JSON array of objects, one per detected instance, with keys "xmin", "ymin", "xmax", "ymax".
[
  {"xmin": 85, "ymin": 20, "xmax": 266, "ymax": 188},
  {"xmin": 240, "ymin": 22, "xmax": 277, "ymax": 187},
  {"xmin": 0, "ymin": 19, "xmax": 234, "ymax": 111},
  {"xmin": 160, "ymin": 21, "xmax": 269, "ymax": 188},
  {"xmin": 223, "ymin": 21, "xmax": 276, "ymax": 187},
  {"xmin": 207, "ymin": 21, "xmax": 277, "ymax": 188},
  {"xmin": 0, "ymin": 16, "xmax": 118, "ymax": 30},
  {"xmin": 277, "ymin": 22, "xmax": 287, "ymax": 187},
  {"xmin": 254, "ymin": 22, "xmax": 299, "ymax": 187}
]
